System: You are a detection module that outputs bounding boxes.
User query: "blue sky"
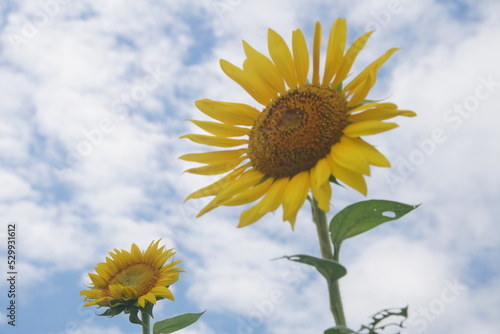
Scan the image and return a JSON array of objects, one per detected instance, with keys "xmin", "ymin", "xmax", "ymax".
[{"xmin": 0, "ymin": 0, "xmax": 499, "ymax": 333}]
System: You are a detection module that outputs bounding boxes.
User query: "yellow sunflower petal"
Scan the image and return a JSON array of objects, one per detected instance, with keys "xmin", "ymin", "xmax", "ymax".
[
  {"xmin": 348, "ymin": 108, "xmax": 417, "ymax": 122},
  {"xmin": 238, "ymin": 200, "xmax": 267, "ymax": 228},
  {"xmin": 242, "ymin": 41, "xmax": 286, "ymax": 95},
  {"xmin": 197, "ymin": 169, "xmax": 264, "ymax": 216},
  {"xmin": 312, "ymin": 157, "xmax": 332, "ymax": 186},
  {"xmin": 282, "ymin": 171, "xmax": 310, "ymax": 229},
  {"xmin": 312, "ymin": 21, "xmax": 322, "ymax": 85},
  {"xmin": 221, "ymin": 177, "xmax": 273, "ymax": 206},
  {"xmin": 179, "ymin": 134, "xmax": 248, "ymax": 147},
  {"xmin": 184, "ymin": 155, "xmax": 246, "ymax": 175},
  {"xmin": 144, "ymin": 240, "xmax": 160, "ymax": 261},
  {"xmin": 332, "ymin": 31, "xmax": 374, "ymax": 88},
  {"xmin": 82, "ymin": 300, "xmax": 102, "ymax": 307},
  {"xmin": 158, "ymin": 271, "xmax": 181, "ymax": 285},
  {"xmin": 130, "ymin": 244, "xmax": 142, "ymax": 262},
  {"xmin": 214, "ymin": 169, "xmax": 265, "ymax": 202},
  {"xmin": 187, "ymin": 119, "xmax": 250, "ymax": 137},
  {"xmin": 344, "ymin": 120, "xmax": 398, "ymax": 137},
  {"xmin": 122, "ymin": 286, "xmax": 137, "ymax": 299},
  {"xmin": 344, "ymin": 47, "xmax": 399, "ymax": 94},
  {"xmin": 330, "ymin": 139, "xmax": 371, "ymax": 175},
  {"xmin": 80, "ymin": 289, "xmax": 104, "ymax": 299},
  {"xmin": 143, "ymin": 292, "xmax": 157, "ymax": 305},
  {"xmin": 268, "ymin": 28, "xmax": 298, "ymax": 88},
  {"xmin": 236, "ymin": 177, "xmax": 289, "ymax": 227},
  {"xmin": 310, "ymin": 160, "xmax": 332, "ymax": 212},
  {"xmin": 94, "ymin": 265, "xmax": 113, "ymax": 280},
  {"xmin": 184, "ymin": 165, "xmax": 249, "ymax": 200},
  {"xmin": 310, "ymin": 176, "xmax": 331, "ymax": 212},
  {"xmin": 241, "ymin": 62, "xmax": 280, "ymax": 103},
  {"xmin": 179, "ymin": 149, "xmax": 247, "ymax": 164},
  {"xmin": 328, "ymin": 157, "xmax": 367, "ymax": 195},
  {"xmin": 89, "ymin": 273, "xmax": 107, "ymax": 287},
  {"xmin": 346, "ymin": 69, "xmax": 376, "ymax": 107},
  {"xmin": 348, "ymin": 102, "xmax": 397, "ymax": 114},
  {"xmin": 292, "ymin": 28, "xmax": 309, "ymax": 84},
  {"xmin": 345, "ymin": 137, "xmax": 390, "ymax": 167},
  {"xmin": 323, "ymin": 18, "xmax": 347, "ymax": 85},
  {"xmin": 195, "ymin": 99, "xmax": 259, "ymax": 126},
  {"xmin": 236, "ymin": 177, "xmax": 290, "ymax": 227},
  {"xmin": 220, "ymin": 59, "xmax": 271, "ymax": 105},
  {"xmin": 108, "ymin": 284, "xmax": 124, "ymax": 299},
  {"xmin": 150, "ymin": 286, "xmax": 175, "ymax": 301},
  {"xmin": 154, "ymin": 251, "xmax": 175, "ymax": 269},
  {"xmin": 195, "ymin": 196, "xmax": 224, "ymax": 218},
  {"xmin": 257, "ymin": 177, "xmax": 289, "ymax": 214}
]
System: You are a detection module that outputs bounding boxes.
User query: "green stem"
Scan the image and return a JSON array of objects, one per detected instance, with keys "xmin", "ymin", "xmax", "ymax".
[
  {"xmin": 311, "ymin": 198, "xmax": 347, "ymax": 327},
  {"xmin": 141, "ymin": 310, "xmax": 151, "ymax": 334}
]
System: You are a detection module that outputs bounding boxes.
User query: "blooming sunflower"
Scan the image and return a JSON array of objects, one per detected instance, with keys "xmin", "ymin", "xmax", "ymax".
[
  {"xmin": 180, "ymin": 19, "xmax": 415, "ymax": 229},
  {"xmin": 80, "ymin": 239, "xmax": 183, "ymax": 310}
]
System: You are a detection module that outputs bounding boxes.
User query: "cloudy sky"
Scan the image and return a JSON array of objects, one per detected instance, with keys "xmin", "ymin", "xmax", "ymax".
[{"xmin": 0, "ymin": 0, "xmax": 499, "ymax": 333}]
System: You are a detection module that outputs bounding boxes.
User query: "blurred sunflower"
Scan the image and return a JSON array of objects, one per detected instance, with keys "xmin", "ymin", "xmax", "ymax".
[
  {"xmin": 81, "ymin": 240, "xmax": 183, "ymax": 310},
  {"xmin": 180, "ymin": 19, "xmax": 415, "ymax": 229}
]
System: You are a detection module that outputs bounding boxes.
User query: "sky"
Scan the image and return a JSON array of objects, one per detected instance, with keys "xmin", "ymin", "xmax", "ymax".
[{"xmin": 0, "ymin": 0, "xmax": 499, "ymax": 333}]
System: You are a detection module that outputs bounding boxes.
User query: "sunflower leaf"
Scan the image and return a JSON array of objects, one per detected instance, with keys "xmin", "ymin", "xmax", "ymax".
[
  {"xmin": 153, "ymin": 311, "xmax": 206, "ymax": 334},
  {"xmin": 329, "ymin": 200, "xmax": 419, "ymax": 251},
  {"xmin": 357, "ymin": 306, "xmax": 408, "ymax": 333},
  {"xmin": 324, "ymin": 326, "xmax": 356, "ymax": 334},
  {"xmin": 277, "ymin": 254, "xmax": 347, "ymax": 284}
]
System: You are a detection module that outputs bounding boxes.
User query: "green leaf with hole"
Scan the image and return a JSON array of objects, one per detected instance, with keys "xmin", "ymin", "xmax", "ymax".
[
  {"xmin": 278, "ymin": 254, "xmax": 347, "ymax": 284},
  {"xmin": 153, "ymin": 311, "xmax": 205, "ymax": 334},
  {"xmin": 330, "ymin": 200, "xmax": 419, "ymax": 250}
]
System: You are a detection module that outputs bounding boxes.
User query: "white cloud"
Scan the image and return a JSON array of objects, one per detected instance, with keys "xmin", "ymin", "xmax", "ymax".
[
  {"xmin": 71, "ymin": 324, "xmax": 125, "ymax": 334},
  {"xmin": 0, "ymin": 170, "xmax": 36, "ymax": 201}
]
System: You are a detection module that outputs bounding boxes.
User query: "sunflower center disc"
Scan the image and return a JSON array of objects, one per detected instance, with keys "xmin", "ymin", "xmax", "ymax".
[
  {"xmin": 110, "ymin": 264, "xmax": 158, "ymax": 295},
  {"xmin": 248, "ymin": 85, "xmax": 348, "ymax": 178}
]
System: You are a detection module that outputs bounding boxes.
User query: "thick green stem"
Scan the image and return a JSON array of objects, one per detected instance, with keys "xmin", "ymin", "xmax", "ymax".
[
  {"xmin": 141, "ymin": 310, "xmax": 151, "ymax": 334},
  {"xmin": 311, "ymin": 198, "xmax": 347, "ymax": 327}
]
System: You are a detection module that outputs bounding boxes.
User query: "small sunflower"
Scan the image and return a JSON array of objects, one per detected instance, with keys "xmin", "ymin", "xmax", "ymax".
[
  {"xmin": 180, "ymin": 19, "xmax": 415, "ymax": 229},
  {"xmin": 80, "ymin": 239, "xmax": 183, "ymax": 310}
]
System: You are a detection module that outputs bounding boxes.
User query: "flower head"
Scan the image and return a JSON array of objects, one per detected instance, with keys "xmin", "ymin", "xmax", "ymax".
[
  {"xmin": 80, "ymin": 240, "xmax": 183, "ymax": 311},
  {"xmin": 180, "ymin": 19, "xmax": 416, "ymax": 229}
]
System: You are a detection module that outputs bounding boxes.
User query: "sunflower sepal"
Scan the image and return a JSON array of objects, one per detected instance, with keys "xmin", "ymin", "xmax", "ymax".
[
  {"xmin": 96, "ymin": 298, "xmax": 154, "ymax": 323},
  {"xmin": 328, "ymin": 175, "xmax": 344, "ymax": 187},
  {"xmin": 97, "ymin": 303, "xmax": 129, "ymax": 318},
  {"xmin": 128, "ymin": 303, "xmax": 154, "ymax": 327}
]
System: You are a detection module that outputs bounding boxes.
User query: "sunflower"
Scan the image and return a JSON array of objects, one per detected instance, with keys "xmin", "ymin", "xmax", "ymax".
[
  {"xmin": 180, "ymin": 19, "xmax": 415, "ymax": 229},
  {"xmin": 80, "ymin": 239, "xmax": 183, "ymax": 310}
]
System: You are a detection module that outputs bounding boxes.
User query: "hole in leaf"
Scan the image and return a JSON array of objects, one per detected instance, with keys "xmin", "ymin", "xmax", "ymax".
[{"xmin": 382, "ymin": 211, "xmax": 396, "ymax": 218}]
